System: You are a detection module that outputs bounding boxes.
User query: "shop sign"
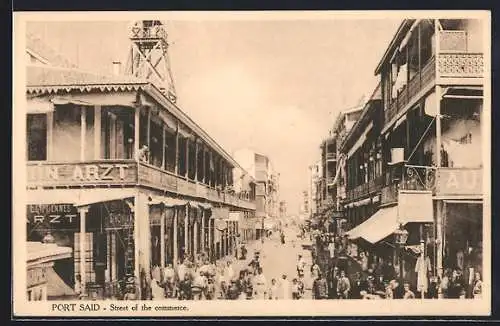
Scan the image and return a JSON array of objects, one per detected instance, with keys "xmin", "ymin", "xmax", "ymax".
[
  {"xmin": 398, "ymin": 191, "xmax": 434, "ymax": 224},
  {"xmin": 27, "ymin": 204, "xmax": 78, "ymax": 228},
  {"xmin": 436, "ymin": 168, "xmax": 483, "ymax": 196},
  {"xmin": 27, "ymin": 162, "xmax": 137, "ymax": 186},
  {"xmin": 104, "ymin": 213, "xmax": 133, "ymax": 229}
]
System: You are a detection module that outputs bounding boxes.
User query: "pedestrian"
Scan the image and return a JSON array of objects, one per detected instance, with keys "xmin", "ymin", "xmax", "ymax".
[
  {"xmin": 224, "ymin": 260, "xmax": 235, "ymax": 284},
  {"xmin": 403, "ymin": 282, "xmax": 416, "ymax": 299},
  {"xmin": 337, "ymin": 270, "xmax": 351, "ymax": 299},
  {"xmin": 280, "ymin": 231, "xmax": 286, "ymax": 245},
  {"xmin": 391, "ymin": 279, "xmax": 405, "ymax": 299},
  {"xmin": 359, "ymin": 252, "xmax": 369, "ymax": 273},
  {"xmin": 162, "ymin": 263, "xmax": 176, "ymax": 298},
  {"xmin": 253, "ymin": 267, "xmax": 268, "ymax": 300},
  {"xmin": 297, "ymin": 254, "xmax": 306, "ymax": 278},
  {"xmin": 292, "ymin": 278, "xmax": 301, "ymax": 300},
  {"xmin": 192, "ymin": 270, "xmax": 207, "ymax": 300},
  {"xmin": 327, "ymin": 265, "xmax": 340, "ymax": 299},
  {"xmin": 310, "ymin": 260, "xmax": 321, "ymax": 280},
  {"xmin": 473, "ymin": 272, "xmax": 482, "ymax": 299},
  {"xmin": 328, "ymin": 238, "xmax": 336, "ymax": 265},
  {"xmin": 351, "ymin": 272, "xmax": 367, "ymax": 299},
  {"xmin": 178, "ymin": 274, "xmax": 192, "ymax": 300},
  {"xmin": 74, "ymin": 274, "xmax": 83, "ymax": 299},
  {"xmin": 312, "ymin": 272, "xmax": 329, "ymax": 299},
  {"xmin": 268, "ymin": 278, "xmax": 279, "ymax": 300},
  {"xmin": 279, "ymin": 274, "xmax": 291, "ymax": 300},
  {"xmin": 151, "ymin": 273, "xmax": 165, "ymax": 300}
]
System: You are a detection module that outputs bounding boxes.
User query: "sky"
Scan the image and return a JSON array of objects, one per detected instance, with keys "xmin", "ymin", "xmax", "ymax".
[{"xmin": 26, "ymin": 17, "xmax": 401, "ymax": 215}]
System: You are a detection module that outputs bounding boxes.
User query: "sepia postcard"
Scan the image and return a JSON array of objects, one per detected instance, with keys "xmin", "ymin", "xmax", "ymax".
[{"xmin": 12, "ymin": 10, "xmax": 491, "ymax": 317}]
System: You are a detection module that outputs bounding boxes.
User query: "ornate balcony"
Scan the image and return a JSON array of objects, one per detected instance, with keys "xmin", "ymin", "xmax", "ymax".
[
  {"xmin": 437, "ymin": 53, "xmax": 484, "ymax": 79},
  {"xmin": 345, "ymin": 175, "xmax": 384, "ymax": 202}
]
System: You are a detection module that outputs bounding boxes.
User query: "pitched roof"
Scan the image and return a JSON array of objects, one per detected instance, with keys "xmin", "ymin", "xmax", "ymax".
[
  {"xmin": 26, "ymin": 32, "xmax": 77, "ymax": 69},
  {"xmin": 26, "ymin": 64, "xmax": 148, "ymax": 94}
]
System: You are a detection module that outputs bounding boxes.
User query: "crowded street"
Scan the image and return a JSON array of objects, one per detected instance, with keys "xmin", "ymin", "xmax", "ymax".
[{"xmin": 19, "ymin": 15, "xmax": 486, "ymax": 309}]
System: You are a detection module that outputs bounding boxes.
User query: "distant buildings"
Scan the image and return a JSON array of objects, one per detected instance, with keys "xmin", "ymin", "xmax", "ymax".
[{"xmin": 233, "ymin": 148, "xmax": 280, "ymax": 237}]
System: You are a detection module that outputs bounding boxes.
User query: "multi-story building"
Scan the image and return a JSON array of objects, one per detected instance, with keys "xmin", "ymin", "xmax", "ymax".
[
  {"xmin": 316, "ymin": 105, "xmax": 364, "ymax": 233},
  {"xmin": 233, "ymin": 148, "xmax": 278, "ymax": 238},
  {"xmin": 279, "ymin": 201, "xmax": 287, "ymax": 219},
  {"xmin": 309, "ymin": 160, "xmax": 322, "ymax": 216},
  {"xmin": 24, "ymin": 27, "xmax": 256, "ymax": 299},
  {"xmin": 342, "ymin": 18, "xmax": 485, "ymax": 293}
]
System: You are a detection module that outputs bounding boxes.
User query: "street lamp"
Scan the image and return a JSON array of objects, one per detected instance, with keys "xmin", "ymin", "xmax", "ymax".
[{"xmin": 394, "ymin": 224, "xmax": 409, "ymax": 280}]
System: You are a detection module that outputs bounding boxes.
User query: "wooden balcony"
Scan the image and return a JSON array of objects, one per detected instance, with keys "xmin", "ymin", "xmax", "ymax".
[
  {"xmin": 26, "ymin": 160, "xmax": 256, "ymax": 210},
  {"xmin": 345, "ymin": 175, "xmax": 384, "ymax": 202},
  {"xmin": 385, "ymin": 56, "xmax": 436, "ymax": 124}
]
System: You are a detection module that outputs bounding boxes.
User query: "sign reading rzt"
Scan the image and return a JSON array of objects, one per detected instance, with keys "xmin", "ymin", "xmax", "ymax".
[{"xmin": 27, "ymin": 204, "xmax": 79, "ymax": 227}]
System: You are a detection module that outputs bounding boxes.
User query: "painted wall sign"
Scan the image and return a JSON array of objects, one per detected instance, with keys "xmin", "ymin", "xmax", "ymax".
[
  {"xmin": 27, "ymin": 204, "xmax": 78, "ymax": 227},
  {"xmin": 435, "ymin": 168, "xmax": 483, "ymax": 196},
  {"xmin": 27, "ymin": 162, "xmax": 138, "ymax": 186}
]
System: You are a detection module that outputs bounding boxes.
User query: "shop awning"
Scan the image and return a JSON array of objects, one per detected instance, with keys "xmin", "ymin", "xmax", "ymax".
[
  {"xmin": 195, "ymin": 202, "xmax": 212, "ymax": 210},
  {"xmin": 346, "ymin": 205, "xmax": 400, "ymax": 244},
  {"xmin": 75, "ymin": 191, "xmax": 135, "ymax": 207},
  {"xmin": 27, "ymin": 97, "xmax": 55, "ymax": 113},
  {"xmin": 27, "ymin": 242, "xmax": 72, "ymax": 266},
  {"xmin": 46, "ymin": 266, "xmax": 76, "ymax": 298},
  {"xmin": 148, "ymin": 196, "xmax": 188, "ymax": 207}
]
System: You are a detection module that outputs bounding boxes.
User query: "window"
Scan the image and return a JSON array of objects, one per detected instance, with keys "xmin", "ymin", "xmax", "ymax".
[{"xmin": 27, "ymin": 114, "xmax": 47, "ymax": 161}]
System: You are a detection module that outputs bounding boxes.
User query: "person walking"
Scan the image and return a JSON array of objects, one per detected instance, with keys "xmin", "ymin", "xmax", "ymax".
[
  {"xmin": 472, "ymin": 272, "xmax": 483, "ymax": 299},
  {"xmin": 312, "ymin": 272, "xmax": 329, "ymax": 300},
  {"xmin": 337, "ymin": 270, "xmax": 351, "ymax": 299},
  {"xmin": 310, "ymin": 260, "xmax": 321, "ymax": 281},
  {"xmin": 279, "ymin": 274, "xmax": 291, "ymax": 300},
  {"xmin": 268, "ymin": 278, "xmax": 279, "ymax": 300},
  {"xmin": 253, "ymin": 267, "xmax": 268, "ymax": 300},
  {"xmin": 403, "ymin": 282, "xmax": 416, "ymax": 299}
]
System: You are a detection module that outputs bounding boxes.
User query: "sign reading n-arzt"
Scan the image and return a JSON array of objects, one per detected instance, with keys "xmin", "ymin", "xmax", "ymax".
[{"xmin": 27, "ymin": 161, "xmax": 138, "ymax": 186}]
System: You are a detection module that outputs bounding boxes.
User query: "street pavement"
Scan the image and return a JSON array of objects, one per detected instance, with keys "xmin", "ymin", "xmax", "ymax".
[{"xmin": 232, "ymin": 226, "xmax": 314, "ymax": 299}]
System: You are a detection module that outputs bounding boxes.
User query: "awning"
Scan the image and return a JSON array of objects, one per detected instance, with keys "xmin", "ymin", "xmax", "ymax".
[
  {"xmin": 197, "ymin": 202, "xmax": 212, "ymax": 210},
  {"xmin": 347, "ymin": 122, "xmax": 373, "ymax": 157},
  {"xmin": 46, "ymin": 267, "xmax": 76, "ymax": 298},
  {"xmin": 27, "ymin": 97, "xmax": 55, "ymax": 113},
  {"xmin": 346, "ymin": 205, "xmax": 400, "ymax": 244},
  {"xmin": 148, "ymin": 196, "xmax": 188, "ymax": 207},
  {"xmin": 27, "ymin": 242, "xmax": 72, "ymax": 265},
  {"xmin": 49, "ymin": 92, "xmax": 138, "ymax": 107},
  {"xmin": 75, "ymin": 191, "xmax": 135, "ymax": 207}
]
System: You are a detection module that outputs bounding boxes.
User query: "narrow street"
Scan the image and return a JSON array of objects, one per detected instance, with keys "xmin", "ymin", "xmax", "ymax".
[{"xmin": 232, "ymin": 225, "xmax": 314, "ymax": 299}]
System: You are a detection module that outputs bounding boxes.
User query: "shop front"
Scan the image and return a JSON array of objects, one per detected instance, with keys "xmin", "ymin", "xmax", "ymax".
[{"xmin": 434, "ymin": 167, "xmax": 483, "ymax": 298}]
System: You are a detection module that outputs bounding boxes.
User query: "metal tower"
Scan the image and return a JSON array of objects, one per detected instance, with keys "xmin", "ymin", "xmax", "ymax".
[{"xmin": 125, "ymin": 20, "xmax": 177, "ymax": 103}]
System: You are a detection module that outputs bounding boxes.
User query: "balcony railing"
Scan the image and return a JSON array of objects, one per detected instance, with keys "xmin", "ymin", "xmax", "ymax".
[
  {"xmin": 382, "ymin": 165, "xmax": 482, "ymax": 200},
  {"xmin": 26, "ymin": 160, "xmax": 256, "ymax": 210},
  {"xmin": 326, "ymin": 153, "xmax": 337, "ymax": 161},
  {"xmin": 385, "ymin": 56, "xmax": 436, "ymax": 124},
  {"xmin": 437, "ymin": 53, "xmax": 484, "ymax": 79},
  {"xmin": 345, "ymin": 175, "xmax": 385, "ymax": 202}
]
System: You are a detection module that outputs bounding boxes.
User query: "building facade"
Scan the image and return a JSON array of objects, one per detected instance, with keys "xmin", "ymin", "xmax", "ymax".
[
  {"xmin": 339, "ymin": 18, "xmax": 485, "ymax": 294},
  {"xmin": 233, "ymin": 149, "xmax": 279, "ymax": 238},
  {"xmin": 25, "ymin": 30, "xmax": 256, "ymax": 299}
]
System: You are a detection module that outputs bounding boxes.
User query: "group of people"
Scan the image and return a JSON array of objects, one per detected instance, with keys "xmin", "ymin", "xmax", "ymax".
[{"xmin": 308, "ymin": 230, "xmax": 483, "ymax": 300}]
